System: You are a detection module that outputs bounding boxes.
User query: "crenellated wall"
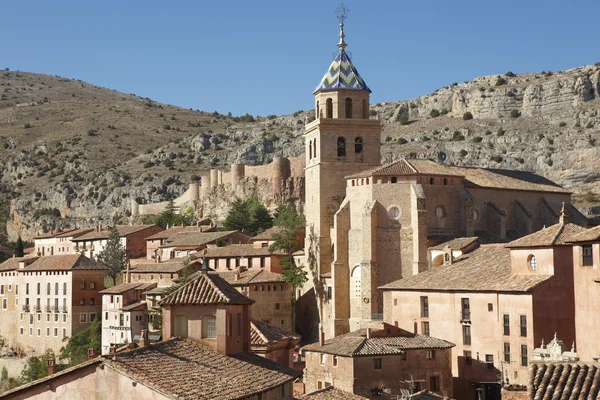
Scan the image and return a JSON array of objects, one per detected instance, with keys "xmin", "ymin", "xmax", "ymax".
[{"xmin": 133, "ymin": 155, "xmax": 306, "ymax": 221}]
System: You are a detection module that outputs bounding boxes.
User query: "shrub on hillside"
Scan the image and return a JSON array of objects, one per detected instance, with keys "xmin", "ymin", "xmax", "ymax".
[
  {"xmin": 430, "ymin": 109, "xmax": 440, "ymax": 118},
  {"xmin": 398, "ymin": 110, "xmax": 409, "ymax": 125},
  {"xmin": 463, "ymin": 112, "xmax": 473, "ymax": 120},
  {"xmin": 510, "ymin": 110, "xmax": 521, "ymax": 118},
  {"xmin": 495, "ymin": 76, "xmax": 507, "ymax": 86},
  {"xmin": 505, "ymin": 71, "xmax": 516, "ymax": 77}
]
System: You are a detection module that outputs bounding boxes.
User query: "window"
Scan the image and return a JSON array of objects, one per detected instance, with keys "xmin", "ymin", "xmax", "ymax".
[
  {"xmin": 400, "ymin": 351, "xmax": 407, "ymax": 361},
  {"xmin": 345, "ymin": 97, "xmax": 352, "ymax": 118},
  {"xmin": 421, "ymin": 296, "xmax": 429, "ymax": 318},
  {"xmin": 47, "ymin": 283, "xmax": 51, "ymax": 295},
  {"xmin": 326, "ymin": 98, "xmax": 333, "ymax": 118},
  {"xmin": 337, "ymin": 137, "xmax": 346, "ymax": 157},
  {"xmin": 2, "ymin": 299, "xmax": 6, "ymax": 310},
  {"xmin": 388, "ymin": 206, "xmax": 401, "ymax": 220},
  {"xmin": 354, "ymin": 137, "xmax": 363, "ymax": 154},
  {"xmin": 90, "ymin": 282, "xmax": 96, "ymax": 290},
  {"xmin": 504, "ymin": 343, "xmax": 511, "ymax": 363},
  {"xmin": 80, "ymin": 314, "xmax": 87, "ymax": 323},
  {"xmin": 503, "ymin": 314, "xmax": 510, "ymax": 336},
  {"xmin": 429, "ymin": 376, "xmax": 439, "ymax": 392},
  {"xmin": 46, "ymin": 327, "xmax": 50, "ymax": 336},
  {"xmin": 373, "ymin": 358, "xmax": 382, "ymax": 370},
  {"xmin": 391, "ymin": 177, "xmax": 397, "ymax": 183},
  {"xmin": 201, "ymin": 315, "xmax": 216, "ymax": 339},
  {"xmin": 488, "ymin": 303, "xmax": 494, "ymax": 312},
  {"xmin": 320, "ymin": 354, "xmax": 326, "ymax": 365},
  {"xmin": 464, "ymin": 351, "xmax": 472, "ymax": 366},
  {"xmin": 528, "ymin": 255, "xmax": 537, "ymax": 271},
  {"xmin": 20, "ymin": 328, "xmax": 23, "ymax": 335},
  {"xmin": 90, "ymin": 313, "xmax": 96, "ymax": 322},
  {"xmin": 443, "ymin": 178, "xmax": 448, "ymax": 186},
  {"xmin": 462, "ymin": 325, "xmax": 471, "ymax": 345},
  {"xmin": 227, "ymin": 314, "xmax": 232, "ymax": 337},
  {"xmin": 80, "ymin": 299, "xmax": 86, "ymax": 306},
  {"xmin": 237, "ymin": 313, "xmax": 241, "ymax": 336},
  {"xmin": 333, "ymin": 355, "xmax": 338, "ymax": 367},
  {"xmin": 275, "ymin": 303, "xmax": 280, "ymax": 310},
  {"xmin": 63, "ymin": 283, "xmax": 67, "ymax": 295},
  {"xmin": 393, "ymin": 299, "xmax": 398, "ymax": 306},
  {"xmin": 422, "ymin": 321, "xmax": 430, "ymax": 337},
  {"xmin": 37, "ymin": 328, "xmax": 41, "ymax": 337},
  {"xmin": 173, "ymin": 315, "xmax": 188, "ymax": 338},
  {"xmin": 313, "ymin": 139, "xmax": 317, "ymax": 158},
  {"xmin": 55, "ymin": 282, "xmax": 58, "ymax": 295},
  {"xmin": 26, "ymin": 283, "xmax": 29, "ymax": 295},
  {"xmin": 309, "ymin": 140, "xmax": 312, "ymax": 159},
  {"xmin": 37, "ymin": 283, "xmax": 40, "ymax": 295},
  {"xmin": 473, "ymin": 209, "xmax": 480, "ymax": 222},
  {"xmin": 63, "ymin": 329, "xmax": 67, "ymax": 339},
  {"xmin": 90, "ymin": 298, "xmax": 96, "ymax": 306},
  {"xmin": 426, "ymin": 350, "xmax": 436, "ymax": 360},
  {"xmin": 80, "ymin": 282, "xmax": 86, "ymax": 290},
  {"xmin": 521, "ymin": 345, "xmax": 528, "ymax": 367},
  {"xmin": 429, "ymin": 177, "xmax": 435, "ymax": 185},
  {"xmin": 436, "ymin": 206, "xmax": 446, "ymax": 219},
  {"xmin": 461, "ymin": 298, "xmax": 470, "ymax": 321},
  {"xmin": 519, "ymin": 315, "xmax": 527, "ymax": 337},
  {"xmin": 486, "ymin": 354, "xmax": 494, "ymax": 369},
  {"xmin": 583, "ymin": 245, "xmax": 593, "ymax": 266},
  {"xmin": 54, "ymin": 328, "xmax": 58, "ymax": 337},
  {"xmin": 362, "ymin": 99, "xmax": 368, "ymax": 119}
]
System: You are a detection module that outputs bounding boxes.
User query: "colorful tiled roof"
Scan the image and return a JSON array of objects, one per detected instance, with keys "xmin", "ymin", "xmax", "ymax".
[
  {"xmin": 347, "ymin": 158, "xmax": 570, "ymax": 194},
  {"xmin": 380, "ymin": 244, "xmax": 553, "ymax": 292},
  {"xmin": 159, "ymin": 273, "xmax": 254, "ymax": 306},
  {"xmin": 22, "ymin": 254, "xmax": 106, "ymax": 271},
  {"xmin": 529, "ymin": 362, "xmax": 600, "ymax": 399},
  {"xmin": 102, "ymin": 339, "xmax": 301, "ymax": 400},
  {"xmin": 303, "ymin": 325, "xmax": 453, "ymax": 357},
  {"xmin": 315, "ymin": 49, "xmax": 370, "ymax": 93},
  {"xmin": 506, "ymin": 222, "xmax": 586, "ymax": 248},
  {"xmin": 250, "ymin": 319, "xmax": 301, "ymax": 346}
]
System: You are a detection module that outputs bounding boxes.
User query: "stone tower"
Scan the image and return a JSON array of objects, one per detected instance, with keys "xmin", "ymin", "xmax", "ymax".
[{"xmin": 304, "ymin": 17, "xmax": 381, "ymax": 283}]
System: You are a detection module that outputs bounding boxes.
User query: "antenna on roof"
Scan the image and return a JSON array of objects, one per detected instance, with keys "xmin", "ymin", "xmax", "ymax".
[{"xmin": 399, "ymin": 375, "xmax": 426, "ymax": 399}]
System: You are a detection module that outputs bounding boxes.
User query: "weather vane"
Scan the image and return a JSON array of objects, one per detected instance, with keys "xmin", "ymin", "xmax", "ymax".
[{"xmin": 335, "ymin": 3, "xmax": 350, "ymax": 25}]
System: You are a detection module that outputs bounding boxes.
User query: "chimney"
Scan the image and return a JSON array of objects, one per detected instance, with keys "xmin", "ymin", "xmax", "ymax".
[
  {"xmin": 109, "ymin": 346, "xmax": 116, "ymax": 354},
  {"xmin": 127, "ymin": 343, "xmax": 136, "ymax": 350},
  {"xmin": 46, "ymin": 358, "xmax": 55, "ymax": 376},
  {"xmin": 87, "ymin": 348, "xmax": 97, "ymax": 360},
  {"xmin": 559, "ymin": 202, "xmax": 569, "ymax": 225},
  {"xmin": 413, "ymin": 320, "xmax": 418, "ymax": 335},
  {"xmin": 319, "ymin": 331, "xmax": 325, "ymax": 346},
  {"xmin": 139, "ymin": 329, "xmax": 150, "ymax": 348},
  {"xmin": 367, "ymin": 328, "xmax": 372, "ymax": 339},
  {"xmin": 235, "ymin": 267, "xmax": 241, "ymax": 281}
]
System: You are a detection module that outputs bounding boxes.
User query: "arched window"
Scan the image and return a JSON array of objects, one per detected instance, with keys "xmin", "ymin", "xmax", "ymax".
[
  {"xmin": 313, "ymin": 139, "xmax": 317, "ymax": 158},
  {"xmin": 354, "ymin": 137, "xmax": 363, "ymax": 154},
  {"xmin": 309, "ymin": 140, "xmax": 312, "ymax": 159},
  {"xmin": 201, "ymin": 315, "xmax": 217, "ymax": 338},
  {"xmin": 316, "ymin": 101, "xmax": 320, "ymax": 119},
  {"xmin": 363, "ymin": 99, "xmax": 368, "ymax": 119},
  {"xmin": 337, "ymin": 137, "xmax": 346, "ymax": 157},
  {"xmin": 528, "ymin": 255, "xmax": 537, "ymax": 271},
  {"xmin": 430, "ymin": 177, "xmax": 434, "ymax": 185},
  {"xmin": 326, "ymin": 98, "xmax": 333, "ymax": 118},
  {"xmin": 345, "ymin": 98, "xmax": 352, "ymax": 118}
]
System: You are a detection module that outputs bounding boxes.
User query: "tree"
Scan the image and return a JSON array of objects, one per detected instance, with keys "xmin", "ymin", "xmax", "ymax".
[
  {"xmin": 15, "ymin": 236, "xmax": 24, "ymax": 257},
  {"xmin": 96, "ymin": 224, "xmax": 128, "ymax": 286},
  {"xmin": 152, "ymin": 200, "xmax": 195, "ymax": 228},
  {"xmin": 60, "ymin": 319, "xmax": 101, "ymax": 366},
  {"xmin": 398, "ymin": 110, "xmax": 409, "ymax": 125},
  {"xmin": 269, "ymin": 204, "xmax": 307, "ymax": 330},
  {"xmin": 222, "ymin": 195, "xmax": 272, "ymax": 236},
  {"xmin": 20, "ymin": 349, "xmax": 57, "ymax": 384}
]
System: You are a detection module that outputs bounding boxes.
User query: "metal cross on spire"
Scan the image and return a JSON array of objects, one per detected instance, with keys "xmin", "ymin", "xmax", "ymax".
[{"xmin": 335, "ymin": 3, "xmax": 350, "ymax": 50}]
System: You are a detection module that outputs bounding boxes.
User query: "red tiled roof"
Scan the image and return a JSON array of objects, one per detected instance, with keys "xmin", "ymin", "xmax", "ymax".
[
  {"xmin": 145, "ymin": 226, "xmax": 215, "ymax": 241},
  {"xmin": 380, "ymin": 244, "xmax": 553, "ymax": 292},
  {"xmin": 216, "ymin": 269, "xmax": 286, "ymax": 286},
  {"xmin": 130, "ymin": 260, "xmax": 200, "ymax": 274},
  {"xmin": 250, "ymin": 319, "xmax": 301, "ymax": 346},
  {"xmin": 99, "ymin": 282, "xmax": 156, "ymax": 295},
  {"xmin": 299, "ymin": 387, "xmax": 368, "ymax": 399},
  {"xmin": 158, "ymin": 230, "xmax": 245, "ymax": 248},
  {"xmin": 429, "ymin": 237, "xmax": 478, "ymax": 251},
  {"xmin": 0, "ymin": 256, "xmax": 38, "ymax": 272},
  {"xmin": 251, "ymin": 226, "xmax": 285, "ymax": 241},
  {"xmin": 72, "ymin": 225, "xmax": 160, "ymax": 241},
  {"xmin": 506, "ymin": 222, "xmax": 586, "ymax": 248},
  {"xmin": 567, "ymin": 224, "xmax": 600, "ymax": 243},
  {"xmin": 159, "ymin": 273, "xmax": 254, "ymax": 306},
  {"xmin": 192, "ymin": 244, "xmax": 285, "ymax": 258},
  {"xmin": 529, "ymin": 362, "xmax": 600, "ymax": 399},
  {"xmin": 102, "ymin": 338, "xmax": 301, "ymax": 400},
  {"xmin": 22, "ymin": 254, "xmax": 106, "ymax": 271}
]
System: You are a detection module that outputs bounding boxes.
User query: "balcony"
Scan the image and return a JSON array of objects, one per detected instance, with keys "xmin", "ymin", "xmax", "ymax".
[
  {"xmin": 61, "ymin": 306, "xmax": 68, "ymax": 313},
  {"xmin": 461, "ymin": 311, "xmax": 471, "ymax": 323},
  {"xmin": 44, "ymin": 307, "xmax": 51, "ymax": 313},
  {"xmin": 22, "ymin": 304, "xmax": 30, "ymax": 312},
  {"xmin": 33, "ymin": 305, "xmax": 41, "ymax": 313},
  {"xmin": 52, "ymin": 306, "xmax": 59, "ymax": 313}
]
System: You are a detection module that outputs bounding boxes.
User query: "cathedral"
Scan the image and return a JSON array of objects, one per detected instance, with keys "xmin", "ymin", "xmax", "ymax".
[{"xmin": 299, "ymin": 16, "xmax": 581, "ymax": 340}]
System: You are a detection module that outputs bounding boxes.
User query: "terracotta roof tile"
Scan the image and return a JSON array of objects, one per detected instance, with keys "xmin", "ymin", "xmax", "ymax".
[
  {"xmin": 145, "ymin": 226, "xmax": 215, "ymax": 241},
  {"xmin": 567, "ymin": 224, "xmax": 600, "ymax": 243},
  {"xmin": 216, "ymin": 269, "xmax": 286, "ymax": 286},
  {"xmin": 193, "ymin": 244, "xmax": 285, "ymax": 258},
  {"xmin": 0, "ymin": 256, "xmax": 37, "ymax": 272},
  {"xmin": 130, "ymin": 260, "xmax": 200, "ymax": 274},
  {"xmin": 100, "ymin": 282, "xmax": 152, "ymax": 294},
  {"xmin": 346, "ymin": 158, "xmax": 569, "ymax": 194},
  {"xmin": 303, "ymin": 326, "xmax": 453, "ymax": 357},
  {"xmin": 72, "ymin": 225, "xmax": 160, "ymax": 241},
  {"xmin": 23, "ymin": 254, "xmax": 106, "ymax": 271},
  {"xmin": 101, "ymin": 338, "xmax": 301, "ymax": 400},
  {"xmin": 251, "ymin": 226, "xmax": 285, "ymax": 241},
  {"xmin": 159, "ymin": 273, "xmax": 254, "ymax": 306},
  {"xmin": 380, "ymin": 244, "xmax": 552, "ymax": 292},
  {"xmin": 250, "ymin": 319, "xmax": 301, "ymax": 346},
  {"xmin": 54, "ymin": 228, "xmax": 95, "ymax": 238},
  {"xmin": 429, "ymin": 237, "xmax": 478, "ymax": 251},
  {"xmin": 299, "ymin": 387, "xmax": 368, "ymax": 399},
  {"xmin": 158, "ymin": 230, "xmax": 245, "ymax": 248},
  {"xmin": 506, "ymin": 222, "xmax": 586, "ymax": 248},
  {"xmin": 529, "ymin": 362, "xmax": 600, "ymax": 399}
]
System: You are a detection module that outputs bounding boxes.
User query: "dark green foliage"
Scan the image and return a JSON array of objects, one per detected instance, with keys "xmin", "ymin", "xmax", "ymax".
[
  {"xmin": 60, "ymin": 319, "xmax": 101, "ymax": 366},
  {"xmin": 496, "ymin": 128, "xmax": 505, "ymax": 137},
  {"xmin": 505, "ymin": 71, "xmax": 516, "ymax": 77},
  {"xmin": 20, "ymin": 349, "xmax": 63, "ymax": 385},
  {"xmin": 452, "ymin": 131, "xmax": 465, "ymax": 141},
  {"xmin": 397, "ymin": 137, "xmax": 408, "ymax": 145},
  {"xmin": 222, "ymin": 195, "xmax": 272, "ymax": 236},
  {"xmin": 559, "ymin": 122, "xmax": 567, "ymax": 127},
  {"xmin": 96, "ymin": 224, "xmax": 128, "ymax": 286},
  {"xmin": 583, "ymin": 192, "xmax": 596, "ymax": 202},
  {"xmin": 398, "ymin": 110, "xmax": 409, "ymax": 125},
  {"xmin": 150, "ymin": 200, "xmax": 194, "ymax": 228},
  {"xmin": 87, "ymin": 129, "xmax": 96, "ymax": 136},
  {"xmin": 23, "ymin": 123, "xmax": 31, "ymax": 129},
  {"xmin": 462, "ymin": 112, "xmax": 473, "ymax": 120},
  {"xmin": 490, "ymin": 155, "xmax": 503, "ymax": 163},
  {"xmin": 586, "ymin": 122, "xmax": 594, "ymax": 129},
  {"xmin": 472, "ymin": 136, "xmax": 483, "ymax": 143},
  {"xmin": 495, "ymin": 76, "xmax": 507, "ymax": 86},
  {"xmin": 459, "ymin": 149, "xmax": 468, "ymax": 158},
  {"xmin": 510, "ymin": 110, "xmax": 521, "ymax": 118},
  {"xmin": 429, "ymin": 109, "xmax": 440, "ymax": 118}
]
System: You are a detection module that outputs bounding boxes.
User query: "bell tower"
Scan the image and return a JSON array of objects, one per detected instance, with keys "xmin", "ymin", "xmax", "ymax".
[{"xmin": 304, "ymin": 5, "xmax": 381, "ymax": 280}]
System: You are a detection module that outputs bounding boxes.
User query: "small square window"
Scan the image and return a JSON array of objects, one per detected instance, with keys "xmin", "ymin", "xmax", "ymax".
[
  {"xmin": 427, "ymin": 350, "xmax": 436, "ymax": 360},
  {"xmin": 373, "ymin": 358, "xmax": 382, "ymax": 370},
  {"xmin": 90, "ymin": 282, "xmax": 96, "ymax": 290},
  {"xmin": 488, "ymin": 303, "xmax": 493, "ymax": 312},
  {"xmin": 80, "ymin": 313, "xmax": 87, "ymax": 323},
  {"xmin": 274, "ymin": 303, "xmax": 280, "ymax": 310},
  {"xmin": 80, "ymin": 299, "xmax": 86, "ymax": 306}
]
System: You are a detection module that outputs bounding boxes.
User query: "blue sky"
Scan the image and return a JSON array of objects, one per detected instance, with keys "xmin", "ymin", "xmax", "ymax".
[{"xmin": 4, "ymin": 1, "xmax": 600, "ymax": 116}]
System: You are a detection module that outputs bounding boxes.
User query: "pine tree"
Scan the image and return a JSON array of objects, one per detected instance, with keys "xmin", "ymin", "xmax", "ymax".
[
  {"xmin": 96, "ymin": 224, "xmax": 128, "ymax": 286},
  {"xmin": 59, "ymin": 319, "xmax": 101, "ymax": 366},
  {"xmin": 15, "ymin": 236, "xmax": 24, "ymax": 257},
  {"xmin": 222, "ymin": 195, "xmax": 272, "ymax": 236}
]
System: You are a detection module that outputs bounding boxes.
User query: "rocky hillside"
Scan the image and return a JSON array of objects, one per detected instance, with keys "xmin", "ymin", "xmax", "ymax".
[{"xmin": 2, "ymin": 65, "xmax": 600, "ymax": 240}]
